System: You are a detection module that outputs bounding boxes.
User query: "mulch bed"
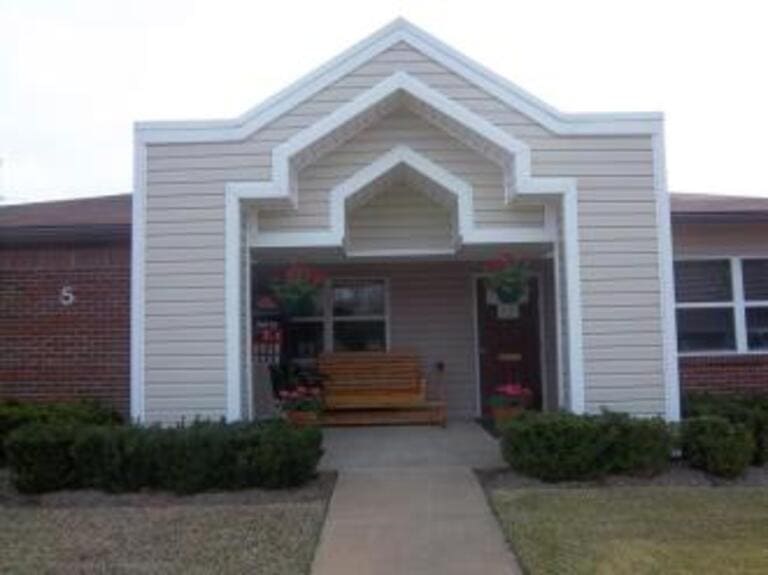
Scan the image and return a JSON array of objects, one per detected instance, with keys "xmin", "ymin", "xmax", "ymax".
[{"xmin": 0, "ymin": 468, "xmax": 336, "ymax": 508}]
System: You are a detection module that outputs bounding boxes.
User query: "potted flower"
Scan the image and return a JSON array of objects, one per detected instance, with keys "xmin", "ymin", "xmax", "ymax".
[
  {"xmin": 488, "ymin": 383, "xmax": 533, "ymax": 429},
  {"xmin": 277, "ymin": 385, "xmax": 324, "ymax": 425},
  {"xmin": 271, "ymin": 263, "xmax": 326, "ymax": 317},
  {"xmin": 484, "ymin": 253, "xmax": 530, "ymax": 304}
]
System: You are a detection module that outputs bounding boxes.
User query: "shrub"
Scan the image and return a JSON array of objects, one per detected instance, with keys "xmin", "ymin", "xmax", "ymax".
[
  {"xmin": 501, "ymin": 412, "xmax": 608, "ymax": 481},
  {"xmin": 0, "ymin": 401, "xmax": 121, "ymax": 465},
  {"xmin": 4, "ymin": 424, "xmax": 79, "ymax": 493},
  {"xmin": 500, "ymin": 411, "xmax": 672, "ymax": 481},
  {"xmin": 681, "ymin": 416, "xmax": 755, "ymax": 478},
  {"xmin": 6, "ymin": 419, "xmax": 323, "ymax": 494},
  {"xmin": 236, "ymin": 420, "xmax": 323, "ymax": 488},
  {"xmin": 685, "ymin": 393, "xmax": 768, "ymax": 466},
  {"xmin": 600, "ymin": 412, "xmax": 671, "ymax": 476}
]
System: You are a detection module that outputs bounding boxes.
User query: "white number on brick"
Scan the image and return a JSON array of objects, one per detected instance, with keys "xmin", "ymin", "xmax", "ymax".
[{"xmin": 59, "ymin": 285, "xmax": 75, "ymax": 306}]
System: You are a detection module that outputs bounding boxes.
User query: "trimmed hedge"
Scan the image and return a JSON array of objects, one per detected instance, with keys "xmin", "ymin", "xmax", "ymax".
[
  {"xmin": 0, "ymin": 401, "xmax": 121, "ymax": 466},
  {"xmin": 500, "ymin": 411, "xmax": 672, "ymax": 481},
  {"xmin": 5, "ymin": 420, "xmax": 323, "ymax": 494},
  {"xmin": 685, "ymin": 393, "xmax": 768, "ymax": 466},
  {"xmin": 681, "ymin": 416, "xmax": 755, "ymax": 478}
]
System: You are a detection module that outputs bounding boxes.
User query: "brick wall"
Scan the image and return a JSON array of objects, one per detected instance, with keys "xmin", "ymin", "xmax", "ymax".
[
  {"xmin": 0, "ymin": 242, "xmax": 130, "ymax": 415},
  {"xmin": 680, "ymin": 355, "xmax": 768, "ymax": 395}
]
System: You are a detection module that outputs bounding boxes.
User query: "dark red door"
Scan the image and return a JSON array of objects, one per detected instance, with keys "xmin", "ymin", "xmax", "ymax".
[{"xmin": 477, "ymin": 277, "xmax": 541, "ymax": 415}]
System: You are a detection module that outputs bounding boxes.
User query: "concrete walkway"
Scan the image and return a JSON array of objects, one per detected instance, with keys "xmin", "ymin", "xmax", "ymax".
[{"xmin": 312, "ymin": 422, "xmax": 521, "ymax": 575}]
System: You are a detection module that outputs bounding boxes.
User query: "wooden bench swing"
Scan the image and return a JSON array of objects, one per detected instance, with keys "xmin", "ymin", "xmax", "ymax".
[{"xmin": 317, "ymin": 351, "xmax": 446, "ymax": 426}]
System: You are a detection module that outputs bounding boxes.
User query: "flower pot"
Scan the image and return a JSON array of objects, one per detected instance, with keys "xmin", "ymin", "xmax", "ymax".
[
  {"xmin": 283, "ymin": 296, "xmax": 317, "ymax": 317},
  {"xmin": 491, "ymin": 405, "xmax": 523, "ymax": 429},
  {"xmin": 495, "ymin": 283, "xmax": 526, "ymax": 304},
  {"xmin": 285, "ymin": 410, "xmax": 320, "ymax": 426}
]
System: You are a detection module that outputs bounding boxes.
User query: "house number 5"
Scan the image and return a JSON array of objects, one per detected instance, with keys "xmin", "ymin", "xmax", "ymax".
[{"xmin": 59, "ymin": 285, "xmax": 75, "ymax": 306}]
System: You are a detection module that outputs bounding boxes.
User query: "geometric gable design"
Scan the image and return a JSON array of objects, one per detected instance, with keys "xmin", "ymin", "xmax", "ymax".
[
  {"xmin": 239, "ymin": 71, "xmax": 570, "ymax": 251},
  {"xmin": 134, "ymin": 18, "xmax": 678, "ymax": 427}
]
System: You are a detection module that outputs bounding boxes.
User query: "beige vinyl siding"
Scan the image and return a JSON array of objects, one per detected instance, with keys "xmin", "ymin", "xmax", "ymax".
[
  {"xmin": 142, "ymin": 39, "xmax": 664, "ymax": 422},
  {"xmin": 673, "ymin": 222, "xmax": 768, "ymax": 257},
  {"xmin": 143, "ymin": 170, "xmax": 236, "ymax": 423},
  {"xmin": 346, "ymin": 185, "xmax": 455, "ymax": 253},
  {"xmin": 576, "ymin": 184, "xmax": 663, "ymax": 415}
]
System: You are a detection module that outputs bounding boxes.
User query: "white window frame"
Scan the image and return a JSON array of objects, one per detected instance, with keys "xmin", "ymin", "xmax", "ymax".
[
  {"xmin": 675, "ymin": 256, "xmax": 768, "ymax": 356},
  {"xmin": 288, "ymin": 277, "xmax": 390, "ymax": 355},
  {"xmin": 329, "ymin": 277, "xmax": 390, "ymax": 352}
]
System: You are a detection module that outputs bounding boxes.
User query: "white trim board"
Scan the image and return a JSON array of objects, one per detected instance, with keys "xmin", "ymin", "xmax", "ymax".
[
  {"xmin": 135, "ymin": 18, "xmax": 662, "ymax": 143},
  {"xmin": 226, "ymin": 72, "xmax": 530, "ymax": 212},
  {"xmin": 130, "ymin": 140, "xmax": 146, "ymax": 422},
  {"xmin": 249, "ymin": 145, "xmax": 556, "ymax": 251},
  {"xmin": 653, "ymin": 130, "xmax": 681, "ymax": 422}
]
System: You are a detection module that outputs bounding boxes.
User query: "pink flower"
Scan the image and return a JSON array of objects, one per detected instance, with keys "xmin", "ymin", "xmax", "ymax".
[
  {"xmin": 284, "ymin": 264, "xmax": 327, "ymax": 287},
  {"xmin": 496, "ymin": 384, "xmax": 529, "ymax": 397}
]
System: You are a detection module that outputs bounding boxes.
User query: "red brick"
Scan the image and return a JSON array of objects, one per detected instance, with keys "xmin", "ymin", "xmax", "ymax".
[
  {"xmin": 680, "ymin": 355, "xmax": 768, "ymax": 395},
  {"xmin": 0, "ymin": 243, "xmax": 130, "ymax": 415}
]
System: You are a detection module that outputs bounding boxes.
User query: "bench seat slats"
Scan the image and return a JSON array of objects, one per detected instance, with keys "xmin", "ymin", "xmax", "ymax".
[{"xmin": 318, "ymin": 351, "xmax": 446, "ymax": 425}]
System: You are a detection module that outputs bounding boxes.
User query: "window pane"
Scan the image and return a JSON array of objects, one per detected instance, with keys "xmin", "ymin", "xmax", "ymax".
[
  {"xmin": 285, "ymin": 322, "xmax": 324, "ymax": 360},
  {"xmin": 743, "ymin": 259, "xmax": 768, "ymax": 301},
  {"xmin": 333, "ymin": 280, "xmax": 385, "ymax": 317},
  {"xmin": 747, "ymin": 307, "xmax": 768, "ymax": 351},
  {"xmin": 674, "ymin": 260, "xmax": 732, "ymax": 303},
  {"xmin": 333, "ymin": 321, "xmax": 386, "ymax": 351},
  {"xmin": 676, "ymin": 308, "xmax": 735, "ymax": 352}
]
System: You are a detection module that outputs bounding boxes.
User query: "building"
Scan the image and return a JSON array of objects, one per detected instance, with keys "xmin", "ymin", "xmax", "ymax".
[{"xmin": 2, "ymin": 20, "xmax": 766, "ymax": 421}]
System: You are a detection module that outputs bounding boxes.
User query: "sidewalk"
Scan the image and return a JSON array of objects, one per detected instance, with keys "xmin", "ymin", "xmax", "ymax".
[{"xmin": 311, "ymin": 424, "xmax": 521, "ymax": 575}]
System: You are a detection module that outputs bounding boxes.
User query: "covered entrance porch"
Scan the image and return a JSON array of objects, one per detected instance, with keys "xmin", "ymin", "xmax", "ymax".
[{"xmin": 247, "ymin": 246, "xmax": 560, "ymax": 423}]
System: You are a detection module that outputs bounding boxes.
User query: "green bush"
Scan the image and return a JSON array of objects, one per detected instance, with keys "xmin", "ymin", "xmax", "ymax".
[
  {"xmin": 236, "ymin": 421, "xmax": 323, "ymax": 488},
  {"xmin": 500, "ymin": 411, "xmax": 672, "ymax": 482},
  {"xmin": 681, "ymin": 416, "xmax": 755, "ymax": 478},
  {"xmin": 6, "ymin": 419, "xmax": 323, "ymax": 494},
  {"xmin": 685, "ymin": 393, "xmax": 768, "ymax": 466},
  {"xmin": 0, "ymin": 401, "xmax": 121, "ymax": 465},
  {"xmin": 600, "ymin": 412, "xmax": 671, "ymax": 476},
  {"xmin": 4, "ymin": 424, "xmax": 79, "ymax": 493}
]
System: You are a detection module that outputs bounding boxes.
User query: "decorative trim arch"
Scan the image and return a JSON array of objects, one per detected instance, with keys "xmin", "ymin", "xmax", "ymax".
[
  {"xmin": 330, "ymin": 146, "xmax": 473, "ymax": 248},
  {"xmin": 226, "ymin": 71, "xmax": 531, "ymax": 211}
]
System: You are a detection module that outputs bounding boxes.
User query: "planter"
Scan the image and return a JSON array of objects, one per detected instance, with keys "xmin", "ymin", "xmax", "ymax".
[
  {"xmin": 281, "ymin": 296, "xmax": 317, "ymax": 317},
  {"xmin": 285, "ymin": 410, "xmax": 320, "ymax": 426},
  {"xmin": 495, "ymin": 283, "xmax": 527, "ymax": 305},
  {"xmin": 491, "ymin": 405, "xmax": 524, "ymax": 429}
]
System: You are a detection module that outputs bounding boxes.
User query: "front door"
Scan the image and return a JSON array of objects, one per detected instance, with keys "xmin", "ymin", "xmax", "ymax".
[{"xmin": 476, "ymin": 277, "xmax": 541, "ymax": 415}]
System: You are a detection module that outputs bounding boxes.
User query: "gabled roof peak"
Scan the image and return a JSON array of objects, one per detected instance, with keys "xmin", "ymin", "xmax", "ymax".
[{"xmin": 136, "ymin": 19, "xmax": 662, "ymax": 144}]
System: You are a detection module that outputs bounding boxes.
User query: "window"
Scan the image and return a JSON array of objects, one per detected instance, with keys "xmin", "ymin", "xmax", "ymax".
[
  {"xmin": 674, "ymin": 258, "xmax": 768, "ymax": 354},
  {"xmin": 286, "ymin": 289, "xmax": 325, "ymax": 360},
  {"xmin": 744, "ymin": 259, "xmax": 768, "ymax": 351},
  {"xmin": 674, "ymin": 260, "xmax": 735, "ymax": 353},
  {"xmin": 676, "ymin": 308, "xmax": 735, "ymax": 352},
  {"xmin": 331, "ymin": 279, "xmax": 387, "ymax": 351},
  {"xmin": 255, "ymin": 275, "xmax": 389, "ymax": 362}
]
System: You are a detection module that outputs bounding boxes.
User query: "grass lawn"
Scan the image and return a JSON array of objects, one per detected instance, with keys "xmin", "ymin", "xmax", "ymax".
[
  {"xmin": 0, "ymin": 471, "xmax": 335, "ymax": 575},
  {"xmin": 491, "ymin": 486, "xmax": 768, "ymax": 574}
]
